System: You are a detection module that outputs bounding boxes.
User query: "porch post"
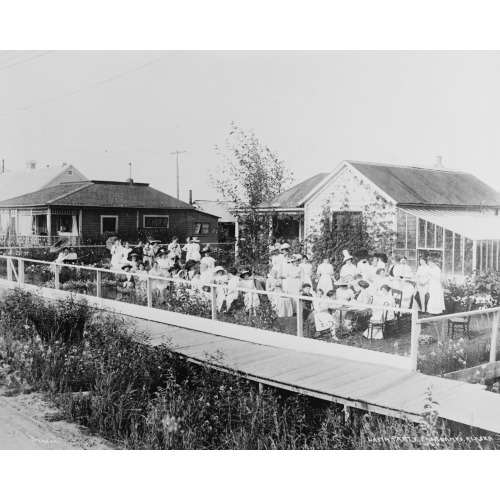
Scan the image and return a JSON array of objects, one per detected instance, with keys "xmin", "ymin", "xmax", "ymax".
[
  {"xmin": 472, "ymin": 240, "xmax": 477, "ymax": 271},
  {"xmin": 490, "ymin": 312, "xmax": 499, "ymax": 363},
  {"xmin": 47, "ymin": 207, "xmax": 52, "ymax": 240},
  {"xmin": 235, "ymin": 219, "xmax": 239, "ymax": 261},
  {"xmin": 79, "ymin": 209, "xmax": 83, "ymax": 242}
]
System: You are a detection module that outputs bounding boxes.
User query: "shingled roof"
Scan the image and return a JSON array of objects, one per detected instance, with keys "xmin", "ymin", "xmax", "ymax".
[
  {"xmin": 349, "ymin": 161, "xmax": 500, "ymax": 206},
  {"xmin": 0, "ymin": 180, "xmax": 201, "ymax": 210},
  {"xmin": 258, "ymin": 172, "xmax": 329, "ymax": 209}
]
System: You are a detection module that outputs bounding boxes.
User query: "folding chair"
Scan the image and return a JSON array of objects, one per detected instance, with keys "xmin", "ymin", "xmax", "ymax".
[{"xmin": 365, "ymin": 301, "xmax": 390, "ymax": 341}]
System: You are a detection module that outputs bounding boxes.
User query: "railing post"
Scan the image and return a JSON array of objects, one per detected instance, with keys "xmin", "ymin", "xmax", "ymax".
[
  {"xmin": 6, "ymin": 257, "xmax": 13, "ymax": 281},
  {"xmin": 54, "ymin": 264, "xmax": 60, "ymax": 290},
  {"xmin": 296, "ymin": 297, "xmax": 303, "ymax": 337},
  {"xmin": 146, "ymin": 276, "xmax": 153, "ymax": 308},
  {"xmin": 410, "ymin": 309, "xmax": 420, "ymax": 371},
  {"xmin": 18, "ymin": 258, "xmax": 24, "ymax": 284},
  {"xmin": 211, "ymin": 285, "xmax": 217, "ymax": 321},
  {"xmin": 96, "ymin": 269, "xmax": 102, "ymax": 298},
  {"xmin": 490, "ymin": 311, "xmax": 499, "ymax": 363}
]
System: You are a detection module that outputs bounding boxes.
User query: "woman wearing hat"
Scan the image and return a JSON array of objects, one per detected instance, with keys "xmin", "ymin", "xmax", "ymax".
[
  {"xmin": 316, "ymin": 257, "xmax": 334, "ymax": 294},
  {"xmin": 299, "ymin": 255, "xmax": 313, "ymax": 288},
  {"xmin": 266, "ymin": 269, "xmax": 293, "ymax": 318},
  {"xmin": 148, "ymin": 260, "xmax": 167, "ymax": 303},
  {"xmin": 285, "ymin": 254, "xmax": 305, "ymax": 313},
  {"xmin": 224, "ymin": 267, "xmax": 240, "ymax": 312},
  {"xmin": 200, "ymin": 245, "xmax": 216, "ymax": 284},
  {"xmin": 239, "ymin": 268, "xmax": 260, "ymax": 314},
  {"xmin": 213, "ymin": 266, "xmax": 228, "ymax": 312},
  {"xmin": 167, "ymin": 236, "xmax": 182, "ymax": 259},
  {"xmin": 184, "ymin": 237, "xmax": 201, "ymax": 263},
  {"xmin": 110, "ymin": 239, "xmax": 123, "ymax": 270},
  {"xmin": 339, "ymin": 250, "xmax": 357, "ymax": 280}
]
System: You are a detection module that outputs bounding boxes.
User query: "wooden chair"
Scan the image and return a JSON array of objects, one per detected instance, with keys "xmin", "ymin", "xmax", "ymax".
[
  {"xmin": 391, "ymin": 288, "xmax": 403, "ymax": 320},
  {"xmin": 448, "ymin": 297, "xmax": 474, "ymax": 338},
  {"xmin": 365, "ymin": 301, "xmax": 390, "ymax": 341}
]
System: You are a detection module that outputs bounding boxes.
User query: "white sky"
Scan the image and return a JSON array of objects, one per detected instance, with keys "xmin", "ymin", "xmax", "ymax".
[{"xmin": 2, "ymin": 50, "xmax": 500, "ymax": 203}]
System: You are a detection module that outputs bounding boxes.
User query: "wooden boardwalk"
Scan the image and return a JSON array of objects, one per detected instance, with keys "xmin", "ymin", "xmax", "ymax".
[{"xmin": 131, "ymin": 316, "xmax": 500, "ymax": 435}]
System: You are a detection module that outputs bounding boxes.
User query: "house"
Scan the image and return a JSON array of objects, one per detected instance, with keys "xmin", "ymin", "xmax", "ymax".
[
  {"xmin": 191, "ymin": 199, "xmax": 237, "ymax": 239},
  {"xmin": 0, "ymin": 163, "xmax": 88, "ymax": 202},
  {"xmin": 0, "ymin": 180, "xmax": 219, "ymax": 246},
  {"xmin": 257, "ymin": 159, "xmax": 500, "ymax": 277}
]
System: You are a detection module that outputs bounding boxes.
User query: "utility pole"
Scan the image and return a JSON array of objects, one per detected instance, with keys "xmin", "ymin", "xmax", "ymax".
[{"xmin": 170, "ymin": 150, "xmax": 186, "ymax": 199}]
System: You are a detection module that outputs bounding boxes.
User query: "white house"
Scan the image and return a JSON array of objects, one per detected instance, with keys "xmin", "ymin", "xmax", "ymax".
[{"xmin": 257, "ymin": 159, "xmax": 500, "ymax": 277}]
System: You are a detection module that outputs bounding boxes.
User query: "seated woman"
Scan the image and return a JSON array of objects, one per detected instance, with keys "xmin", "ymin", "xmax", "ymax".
[
  {"xmin": 363, "ymin": 284, "xmax": 395, "ymax": 340},
  {"xmin": 66, "ymin": 247, "xmax": 78, "ymax": 263},
  {"xmin": 224, "ymin": 267, "xmax": 240, "ymax": 313},
  {"xmin": 116, "ymin": 263, "xmax": 135, "ymax": 298},
  {"xmin": 265, "ymin": 269, "xmax": 293, "ymax": 318},
  {"xmin": 239, "ymin": 268, "xmax": 260, "ymax": 315},
  {"xmin": 313, "ymin": 289, "xmax": 335, "ymax": 340},
  {"xmin": 213, "ymin": 266, "xmax": 228, "ymax": 312},
  {"xmin": 148, "ymin": 260, "xmax": 168, "ymax": 303}
]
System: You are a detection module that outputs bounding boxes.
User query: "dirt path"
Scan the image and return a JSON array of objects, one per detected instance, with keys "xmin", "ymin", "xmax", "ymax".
[{"xmin": 0, "ymin": 389, "xmax": 114, "ymax": 450}]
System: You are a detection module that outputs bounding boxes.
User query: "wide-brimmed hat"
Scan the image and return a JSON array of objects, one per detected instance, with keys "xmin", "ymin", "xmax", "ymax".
[
  {"xmin": 129, "ymin": 252, "xmax": 139, "ymax": 259},
  {"xmin": 149, "ymin": 239, "xmax": 161, "ymax": 244},
  {"xmin": 214, "ymin": 266, "xmax": 226, "ymax": 274},
  {"xmin": 121, "ymin": 263, "xmax": 133, "ymax": 270},
  {"xmin": 289, "ymin": 254, "xmax": 302, "ymax": 263},
  {"xmin": 191, "ymin": 237, "xmax": 200, "ymax": 243},
  {"xmin": 302, "ymin": 283, "xmax": 312, "ymax": 289},
  {"xmin": 280, "ymin": 243, "xmax": 291, "ymax": 250},
  {"xmin": 200, "ymin": 245, "xmax": 211, "ymax": 253},
  {"xmin": 334, "ymin": 276, "xmax": 355, "ymax": 286},
  {"xmin": 240, "ymin": 268, "xmax": 252, "ymax": 278},
  {"xmin": 342, "ymin": 249, "xmax": 354, "ymax": 262}
]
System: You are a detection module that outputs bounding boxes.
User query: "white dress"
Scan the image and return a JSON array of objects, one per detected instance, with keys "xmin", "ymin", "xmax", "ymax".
[
  {"xmin": 266, "ymin": 277, "xmax": 293, "ymax": 317},
  {"xmin": 225, "ymin": 276, "xmax": 240, "ymax": 310},
  {"xmin": 200, "ymin": 255, "xmax": 216, "ymax": 284},
  {"xmin": 299, "ymin": 262, "xmax": 313, "ymax": 287},
  {"xmin": 316, "ymin": 262, "xmax": 334, "ymax": 294},
  {"xmin": 239, "ymin": 277, "xmax": 260, "ymax": 313},
  {"xmin": 110, "ymin": 244, "xmax": 123, "ymax": 269},
  {"xmin": 340, "ymin": 262, "xmax": 358, "ymax": 279},
  {"xmin": 313, "ymin": 297, "xmax": 334, "ymax": 332},
  {"xmin": 357, "ymin": 260, "xmax": 370, "ymax": 279},
  {"xmin": 427, "ymin": 265, "xmax": 445, "ymax": 315},
  {"xmin": 185, "ymin": 243, "xmax": 201, "ymax": 262}
]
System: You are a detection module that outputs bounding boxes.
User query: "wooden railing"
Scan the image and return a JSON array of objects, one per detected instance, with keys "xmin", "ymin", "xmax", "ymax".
[{"xmin": 0, "ymin": 255, "xmax": 416, "ymax": 370}]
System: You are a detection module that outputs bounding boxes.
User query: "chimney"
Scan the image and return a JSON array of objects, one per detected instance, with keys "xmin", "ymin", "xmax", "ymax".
[
  {"xmin": 26, "ymin": 160, "xmax": 37, "ymax": 170},
  {"xmin": 189, "ymin": 190, "xmax": 193, "ymax": 204},
  {"xmin": 434, "ymin": 156, "xmax": 443, "ymax": 169},
  {"xmin": 126, "ymin": 178, "xmax": 134, "ymax": 185}
]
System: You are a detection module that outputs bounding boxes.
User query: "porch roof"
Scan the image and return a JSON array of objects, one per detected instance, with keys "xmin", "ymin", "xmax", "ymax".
[{"xmin": 402, "ymin": 208, "xmax": 500, "ymax": 241}]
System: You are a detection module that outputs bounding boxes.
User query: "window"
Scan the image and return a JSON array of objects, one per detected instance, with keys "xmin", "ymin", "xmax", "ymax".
[
  {"xmin": 101, "ymin": 216, "xmax": 118, "ymax": 234},
  {"xmin": 194, "ymin": 222, "xmax": 211, "ymax": 234},
  {"xmin": 143, "ymin": 215, "xmax": 169, "ymax": 228}
]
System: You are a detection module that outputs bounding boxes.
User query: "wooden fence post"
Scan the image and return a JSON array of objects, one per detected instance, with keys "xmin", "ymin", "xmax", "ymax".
[
  {"xmin": 296, "ymin": 297, "xmax": 303, "ymax": 337},
  {"xmin": 211, "ymin": 285, "xmax": 217, "ymax": 321},
  {"xmin": 410, "ymin": 309, "xmax": 420, "ymax": 371},
  {"xmin": 18, "ymin": 258, "xmax": 24, "ymax": 284},
  {"xmin": 96, "ymin": 269, "xmax": 102, "ymax": 298},
  {"xmin": 54, "ymin": 264, "xmax": 60, "ymax": 290},
  {"xmin": 146, "ymin": 276, "xmax": 153, "ymax": 308},
  {"xmin": 490, "ymin": 312, "xmax": 499, "ymax": 363},
  {"xmin": 6, "ymin": 257, "xmax": 12, "ymax": 281}
]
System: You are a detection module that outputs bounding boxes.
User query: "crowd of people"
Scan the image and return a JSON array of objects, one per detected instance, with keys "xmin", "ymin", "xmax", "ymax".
[{"xmin": 51, "ymin": 236, "xmax": 446, "ymax": 342}]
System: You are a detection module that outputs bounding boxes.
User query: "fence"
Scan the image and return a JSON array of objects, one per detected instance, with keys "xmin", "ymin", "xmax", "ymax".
[
  {"xmin": 0, "ymin": 234, "xmax": 82, "ymax": 247},
  {"xmin": 0, "ymin": 255, "xmax": 418, "ymax": 370},
  {"xmin": 415, "ymin": 308, "xmax": 500, "ymax": 381}
]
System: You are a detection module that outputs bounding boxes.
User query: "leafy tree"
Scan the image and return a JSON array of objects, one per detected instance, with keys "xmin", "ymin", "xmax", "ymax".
[{"xmin": 210, "ymin": 123, "xmax": 293, "ymax": 266}]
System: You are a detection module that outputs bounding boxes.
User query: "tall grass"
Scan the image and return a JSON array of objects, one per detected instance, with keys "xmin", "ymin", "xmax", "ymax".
[{"xmin": 0, "ymin": 288, "xmax": 495, "ymax": 450}]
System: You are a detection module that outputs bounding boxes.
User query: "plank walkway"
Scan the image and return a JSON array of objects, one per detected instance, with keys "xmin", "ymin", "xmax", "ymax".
[{"xmin": 126, "ymin": 315, "xmax": 500, "ymax": 435}]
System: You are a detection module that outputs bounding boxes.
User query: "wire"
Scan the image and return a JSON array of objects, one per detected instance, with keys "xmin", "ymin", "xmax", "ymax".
[
  {"xmin": 0, "ymin": 50, "xmax": 181, "ymax": 116},
  {"xmin": 0, "ymin": 51, "xmax": 54, "ymax": 71},
  {"xmin": 0, "ymin": 51, "xmax": 36, "ymax": 64}
]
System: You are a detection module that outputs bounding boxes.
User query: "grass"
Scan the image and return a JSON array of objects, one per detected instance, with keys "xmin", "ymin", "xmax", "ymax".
[{"xmin": 0, "ymin": 288, "xmax": 497, "ymax": 449}]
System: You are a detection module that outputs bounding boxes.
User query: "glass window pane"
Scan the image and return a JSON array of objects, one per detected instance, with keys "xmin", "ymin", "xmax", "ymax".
[
  {"xmin": 194, "ymin": 223, "xmax": 202, "ymax": 234},
  {"xmin": 407, "ymin": 214, "xmax": 417, "ymax": 249},
  {"xmin": 396, "ymin": 210, "xmax": 406, "ymax": 248},
  {"xmin": 426, "ymin": 222, "xmax": 435, "ymax": 248},
  {"xmin": 418, "ymin": 218, "xmax": 426, "ymax": 247},
  {"xmin": 202, "ymin": 223, "xmax": 210, "ymax": 234},
  {"xmin": 464, "ymin": 238, "xmax": 473, "ymax": 275},
  {"xmin": 454, "ymin": 234, "xmax": 462, "ymax": 275},
  {"xmin": 444, "ymin": 230, "xmax": 453, "ymax": 274},
  {"xmin": 436, "ymin": 225, "xmax": 443, "ymax": 248}
]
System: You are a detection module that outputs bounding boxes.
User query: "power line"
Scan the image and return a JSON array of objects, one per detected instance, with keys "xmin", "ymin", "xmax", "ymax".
[
  {"xmin": 0, "ymin": 50, "xmax": 35, "ymax": 64},
  {"xmin": 0, "ymin": 51, "xmax": 54, "ymax": 72},
  {"xmin": 0, "ymin": 51, "xmax": 181, "ymax": 117}
]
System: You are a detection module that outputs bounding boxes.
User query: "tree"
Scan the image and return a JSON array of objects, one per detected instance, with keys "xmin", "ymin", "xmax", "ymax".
[{"xmin": 210, "ymin": 123, "xmax": 293, "ymax": 268}]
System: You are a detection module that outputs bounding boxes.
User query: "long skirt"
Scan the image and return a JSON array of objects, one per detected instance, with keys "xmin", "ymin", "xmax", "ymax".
[
  {"xmin": 427, "ymin": 280, "xmax": 445, "ymax": 315},
  {"xmin": 317, "ymin": 274, "xmax": 333, "ymax": 294}
]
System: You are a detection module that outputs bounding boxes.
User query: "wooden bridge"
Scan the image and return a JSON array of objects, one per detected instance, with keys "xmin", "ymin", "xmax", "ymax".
[{"xmin": 1, "ymin": 255, "xmax": 500, "ymax": 435}]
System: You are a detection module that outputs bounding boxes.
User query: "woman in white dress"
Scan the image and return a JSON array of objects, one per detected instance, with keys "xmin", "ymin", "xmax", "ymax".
[
  {"xmin": 120, "ymin": 241, "xmax": 133, "ymax": 264},
  {"xmin": 363, "ymin": 285, "xmax": 395, "ymax": 340},
  {"xmin": 110, "ymin": 239, "xmax": 123, "ymax": 270},
  {"xmin": 266, "ymin": 269, "xmax": 293, "ymax": 318},
  {"xmin": 426, "ymin": 257, "xmax": 445, "ymax": 315},
  {"xmin": 213, "ymin": 266, "xmax": 228, "ymax": 312},
  {"xmin": 339, "ymin": 250, "xmax": 358, "ymax": 280},
  {"xmin": 270, "ymin": 249, "xmax": 284, "ymax": 276},
  {"xmin": 316, "ymin": 258, "xmax": 334, "ymax": 294},
  {"xmin": 185, "ymin": 237, "xmax": 201, "ymax": 263},
  {"xmin": 239, "ymin": 268, "xmax": 260, "ymax": 315},
  {"xmin": 148, "ymin": 260, "xmax": 168, "ymax": 303},
  {"xmin": 414, "ymin": 256, "xmax": 431, "ymax": 312},
  {"xmin": 200, "ymin": 246, "xmax": 216, "ymax": 284},
  {"xmin": 299, "ymin": 255, "xmax": 313, "ymax": 288},
  {"xmin": 167, "ymin": 236, "xmax": 182, "ymax": 259},
  {"xmin": 224, "ymin": 267, "xmax": 240, "ymax": 312},
  {"xmin": 313, "ymin": 289, "xmax": 334, "ymax": 337},
  {"xmin": 285, "ymin": 255, "xmax": 305, "ymax": 313}
]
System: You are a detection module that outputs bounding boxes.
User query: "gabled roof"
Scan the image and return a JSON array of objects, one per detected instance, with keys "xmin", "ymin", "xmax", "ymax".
[
  {"xmin": 348, "ymin": 161, "xmax": 500, "ymax": 207},
  {"xmin": 0, "ymin": 180, "xmax": 211, "ymax": 212},
  {"xmin": 261, "ymin": 160, "xmax": 500, "ymax": 209},
  {"xmin": 192, "ymin": 200, "xmax": 236, "ymax": 222},
  {"xmin": 0, "ymin": 165, "xmax": 88, "ymax": 202},
  {"xmin": 258, "ymin": 172, "xmax": 329, "ymax": 209}
]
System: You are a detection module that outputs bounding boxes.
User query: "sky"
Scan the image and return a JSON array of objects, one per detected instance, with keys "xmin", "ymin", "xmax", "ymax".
[{"xmin": 2, "ymin": 50, "xmax": 500, "ymax": 203}]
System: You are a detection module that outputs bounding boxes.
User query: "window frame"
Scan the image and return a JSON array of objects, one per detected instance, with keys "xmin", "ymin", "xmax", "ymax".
[
  {"xmin": 193, "ymin": 221, "xmax": 211, "ymax": 235},
  {"xmin": 142, "ymin": 214, "xmax": 170, "ymax": 229},
  {"xmin": 100, "ymin": 215, "xmax": 119, "ymax": 234}
]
